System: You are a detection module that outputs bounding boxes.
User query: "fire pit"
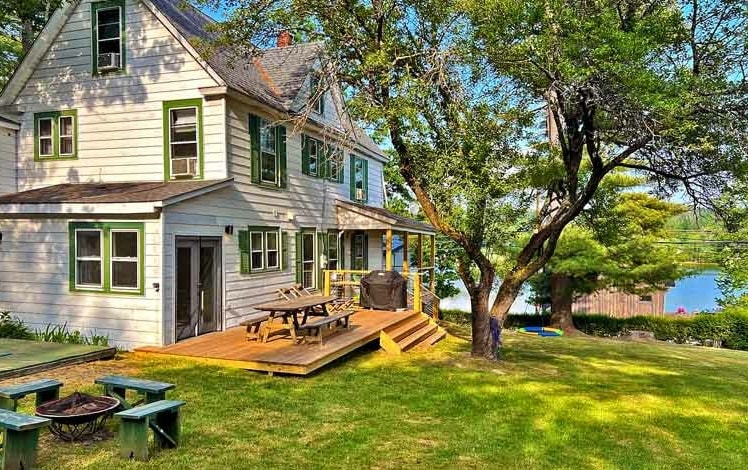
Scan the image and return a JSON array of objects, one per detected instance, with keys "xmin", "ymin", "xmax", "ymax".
[{"xmin": 36, "ymin": 392, "xmax": 120, "ymax": 441}]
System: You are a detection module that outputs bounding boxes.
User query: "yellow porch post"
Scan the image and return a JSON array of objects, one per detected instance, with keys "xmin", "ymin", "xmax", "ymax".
[
  {"xmin": 429, "ymin": 234, "xmax": 436, "ymax": 291},
  {"xmin": 414, "ymin": 272, "xmax": 422, "ymax": 313},
  {"xmin": 385, "ymin": 229, "xmax": 393, "ymax": 271},
  {"xmin": 402, "ymin": 232, "xmax": 409, "ymax": 274},
  {"xmin": 417, "ymin": 234, "xmax": 423, "ymax": 271}
]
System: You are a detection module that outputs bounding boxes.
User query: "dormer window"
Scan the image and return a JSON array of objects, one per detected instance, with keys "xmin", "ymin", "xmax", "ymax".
[
  {"xmin": 92, "ymin": 1, "xmax": 126, "ymax": 75},
  {"xmin": 310, "ymin": 76, "xmax": 325, "ymax": 115}
]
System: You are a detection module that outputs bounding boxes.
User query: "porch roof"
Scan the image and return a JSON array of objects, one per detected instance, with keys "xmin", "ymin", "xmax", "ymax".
[
  {"xmin": 0, "ymin": 179, "xmax": 233, "ymax": 217},
  {"xmin": 335, "ymin": 200, "xmax": 436, "ymax": 235}
]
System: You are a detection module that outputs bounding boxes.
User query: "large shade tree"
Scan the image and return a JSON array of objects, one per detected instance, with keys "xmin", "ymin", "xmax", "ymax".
[
  {"xmin": 0, "ymin": 0, "xmax": 62, "ymax": 85},
  {"xmin": 528, "ymin": 174, "xmax": 689, "ymax": 330},
  {"xmin": 199, "ymin": 0, "xmax": 748, "ymax": 358}
]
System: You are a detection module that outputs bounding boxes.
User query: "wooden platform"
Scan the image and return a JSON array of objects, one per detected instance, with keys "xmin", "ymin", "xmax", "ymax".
[
  {"xmin": 0, "ymin": 339, "xmax": 116, "ymax": 381},
  {"xmin": 135, "ymin": 310, "xmax": 419, "ymax": 375}
]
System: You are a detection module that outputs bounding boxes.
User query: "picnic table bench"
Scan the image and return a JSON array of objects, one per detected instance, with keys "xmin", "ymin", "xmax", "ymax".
[
  {"xmin": 240, "ymin": 312, "xmax": 270, "ymax": 341},
  {"xmin": 95, "ymin": 375, "xmax": 175, "ymax": 410},
  {"xmin": 0, "ymin": 408, "xmax": 50, "ymax": 470},
  {"xmin": 0, "ymin": 379, "xmax": 62, "ymax": 411},
  {"xmin": 296, "ymin": 311, "xmax": 354, "ymax": 345},
  {"xmin": 115, "ymin": 400, "xmax": 185, "ymax": 461}
]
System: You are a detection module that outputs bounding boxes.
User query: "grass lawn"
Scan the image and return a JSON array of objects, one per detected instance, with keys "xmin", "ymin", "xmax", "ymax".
[{"xmin": 15, "ymin": 326, "xmax": 748, "ymax": 469}]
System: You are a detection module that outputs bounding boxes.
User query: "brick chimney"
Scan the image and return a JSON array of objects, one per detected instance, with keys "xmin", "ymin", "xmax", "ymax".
[{"xmin": 277, "ymin": 31, "xmax": 292, "ymax": 48}]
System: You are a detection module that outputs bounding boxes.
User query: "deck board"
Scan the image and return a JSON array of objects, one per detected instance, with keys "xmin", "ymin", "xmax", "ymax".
[{"xmin": 135, "ymin": 310, "xmax": 417, "ymax": 375}]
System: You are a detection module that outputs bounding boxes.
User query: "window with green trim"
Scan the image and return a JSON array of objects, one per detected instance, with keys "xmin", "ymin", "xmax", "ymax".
[
  {"xmin": 238, "ymin": 227, "xmax": 288, "ymax": 274},
  {"xmin": 349, "ymin": 155, "xmax": 368, "ymax": 202},
  {"xmin": 302, "ymin": 136, "xmax": 344, "ymax": 183},
  {"xmin": 163, "ymin": 99, "xmax": 204, "ymax": 180},
  {"xmin": 327, "ymin": 231, "xmax": 340, "ymax": 270},
  {"xmin": 249, "ymin": 113, "xmax": 287, "ymax": 188},
  {"xmin": 69, "ymin": 222, "xmax": 144, "ymax": 295},
  {"xmin": 34, "ymin": 110, "xmax": 78, "ymax": 160},
  {"xmin": 91, "ymin": 0, "xmax": 126, "ymax": 75}
]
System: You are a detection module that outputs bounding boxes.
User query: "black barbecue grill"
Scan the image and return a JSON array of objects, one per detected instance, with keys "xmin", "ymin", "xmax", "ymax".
[{"xmin": 360, "ymin": 270, "xmax": 408, "ymax": 310}]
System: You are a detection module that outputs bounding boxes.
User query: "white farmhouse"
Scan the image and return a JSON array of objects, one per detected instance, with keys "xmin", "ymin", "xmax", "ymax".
[{"xmin": 0, "ymin": 0, "xmax": 436, "ymax": 349}]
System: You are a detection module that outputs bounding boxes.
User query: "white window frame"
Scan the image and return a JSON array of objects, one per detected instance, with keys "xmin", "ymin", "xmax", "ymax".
[
  {"xmin": 250, "ymin": 231, "xmax": 264, "ymax": 271},
  {"xmin": 265, "ymin": 231, "xmax": 280, "ymax": 270},
  {"xmin": 38, "ymin": 117, "xmax": 54, "ymax": 158},
  {"xmin": 75, "ymin": 229, "xmax": 104, "ymax": 290},
  {"xmin": 58, "ymin": 115, "xmax": 75, "ymax": 157},
  {"xmin": 328, "ymin": 147, "xmax": 342, "ymax": 181},
  {"xmin": 110, "ymin": 229, "xmax": 140, "ymax": 291},
  {"xmin": 311, "ymin": 76, "xmax": 324, "ymax": 115},
  {"xmin": 259, "ymin": 119, "xmax": 278, "ymax": 185},
  {"xmin": 168, "ymin": 106, "xmax": 200, "ymax": 178},
  {"xmin": 96, "ymin": 6, "xmax": 123, "ymax": 70}
]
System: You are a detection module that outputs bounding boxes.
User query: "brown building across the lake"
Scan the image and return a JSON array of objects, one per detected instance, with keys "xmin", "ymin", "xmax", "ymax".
[{"xmin": 573, "ymin": 289, "xmax": 666, "ymax": 318}]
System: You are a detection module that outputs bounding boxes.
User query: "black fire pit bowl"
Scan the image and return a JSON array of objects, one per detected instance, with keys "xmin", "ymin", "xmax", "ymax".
[{"xmin": 36, "ymin": 392, "xmax": 120, "ymax": 441}]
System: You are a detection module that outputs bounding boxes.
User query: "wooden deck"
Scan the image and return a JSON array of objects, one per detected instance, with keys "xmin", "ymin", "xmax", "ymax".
[{"xmin": 135, "ymin": 310, "xmax": 419, "ymax": 375}]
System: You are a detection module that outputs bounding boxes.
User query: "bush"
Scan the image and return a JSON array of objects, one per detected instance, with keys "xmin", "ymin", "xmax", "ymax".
[
  {"xmin": 35, "ymin": 323, "xmax": 110, "ymax": 346},
  {"xmin": 0, "ymin": 311, "xmax": 34, "ymax": 340}
]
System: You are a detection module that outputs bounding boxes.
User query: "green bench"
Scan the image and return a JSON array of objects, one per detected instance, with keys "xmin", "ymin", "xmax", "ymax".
[
  {"xmin": 115, "ymin": 400, "xmax": 185, "ymax": 461},
  {"xmin": 0, "ymin": 379, "xmax": 62, "ymax": 412},
  {"xmin": 95, "ymin": 375, "xmax": 175, "ymax": 409},
  {"xmin": 0, "ymin": 409, "xmax": 50, "ymax": 470}
]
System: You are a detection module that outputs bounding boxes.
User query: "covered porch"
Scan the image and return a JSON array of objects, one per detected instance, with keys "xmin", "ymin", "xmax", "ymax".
[
  {"xmin": 334, "ymin": 201, "xmax": 440, "ymax": 317},
  {"xmin": 336, "ymin": 200, "xmax": 437, "ymax": 285}
]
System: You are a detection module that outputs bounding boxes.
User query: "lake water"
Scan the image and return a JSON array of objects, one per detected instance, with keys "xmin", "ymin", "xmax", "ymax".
[{"xmin": 440, "ymin": 270, "xmax": 722, "ymax": 314}]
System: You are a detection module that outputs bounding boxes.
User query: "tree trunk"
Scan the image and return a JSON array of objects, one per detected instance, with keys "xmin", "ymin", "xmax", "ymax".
[
  {"xmin": 22, "ymin": 19, "xmax": 35, "ymax": 54},
  {"xmin": 469, "ymin": 286, "xmax": 494, "ymax": 359},
  {"xmin": 549, "ymin": 273, "xmax": 577, "ymax": 333}
]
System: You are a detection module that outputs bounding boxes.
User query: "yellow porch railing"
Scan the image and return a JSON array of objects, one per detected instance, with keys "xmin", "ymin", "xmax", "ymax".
[{"xmin": 323, "ymin": 269, "xmax": 435, "ymax": 317}]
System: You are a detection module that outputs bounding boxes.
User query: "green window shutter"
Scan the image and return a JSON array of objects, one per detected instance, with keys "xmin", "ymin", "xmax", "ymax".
[
  {"xmin": 238, "ymin": 230, "xmax": 250, "ymax": 274},
  {"xmin": 349, "ymin": 154, "xmax": 356, "ymax": 200},
  {"xmin": 363, "ymin": 233, "xmax": 369, "ymax": 269},
  {"xmin": 317, "ymin": 232, "xmax": 327, "ymax": 289},
  {"xmin": 249, "ymin": 114, "xmax": 261, "ymax": 184},
  {"xmin": 295, "ymin": 232, "xmax": 303, "ymax": 283},
  {"xmin": 278, "ymin": 125, "xmax": 287, "ymax": 188},
  {"xmin": 281, "ymin": 231, "xmax": 289, "ymax": 271},
  {"xmin": 301, "ymin": 135, "xmax": 310, "ymax": 175},
  {"xmin": 363, "ymin": 159, "xmax": 369, "ymax": 203},
  {"xmin": 337, "ymin": 151, "xmax": 345, "ymax": 183}
]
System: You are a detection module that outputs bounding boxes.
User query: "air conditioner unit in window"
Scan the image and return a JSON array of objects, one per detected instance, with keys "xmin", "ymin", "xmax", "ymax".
[
  {"xmin": 97, "ymin": 52, "xmax": 121, "ymax": 71},
  {"xmin": 356, "ymin": 188, "xmax": 366, "ymax": 201}
]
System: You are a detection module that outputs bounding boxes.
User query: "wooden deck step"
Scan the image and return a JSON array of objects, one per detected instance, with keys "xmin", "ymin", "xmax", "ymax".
[
  {"xmin": 385, "ymin": 316, "xmax": 430, "ymax": 343},
  {"xmin": 398, "ymin": 323, "xmax": 438, "ymax": 352},
  {"xmin": 415, "ymin": 329, "xmax": 447, "ymax": 350}
]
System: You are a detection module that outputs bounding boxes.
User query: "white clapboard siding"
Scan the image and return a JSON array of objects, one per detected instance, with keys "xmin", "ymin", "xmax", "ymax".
[
  {"xmin": 0, "ymin": 218, "xmax": 163, "ymax": 350},
  {"xmin": 13, "ymin": 0, "xmax": 224, "ymax": 190},
  {"xmin": 225, "ymin": 97, "xmax": 389, "ymax": 224},
  {"xmin": 162, "ymin": 186, "xmax": 311, "ymax": 343},
  {"xmin": 0, "ymin": 127, "xmax": 16, "ymax": 194}
]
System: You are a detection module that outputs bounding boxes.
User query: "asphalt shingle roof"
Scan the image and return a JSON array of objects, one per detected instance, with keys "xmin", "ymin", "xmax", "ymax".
[
  {"xmin": 149, "ymin": 0, "xmax": 385, "ymax": 158},
  {"xmin": 0, "ymin": 180, "xmax": 231, "ymax": 204}
]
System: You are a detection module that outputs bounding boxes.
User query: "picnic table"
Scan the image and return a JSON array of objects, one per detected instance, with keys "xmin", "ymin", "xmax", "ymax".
[{"xmin": 255, "ymin": 295, "xmax": 338, "ymax": 343}]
